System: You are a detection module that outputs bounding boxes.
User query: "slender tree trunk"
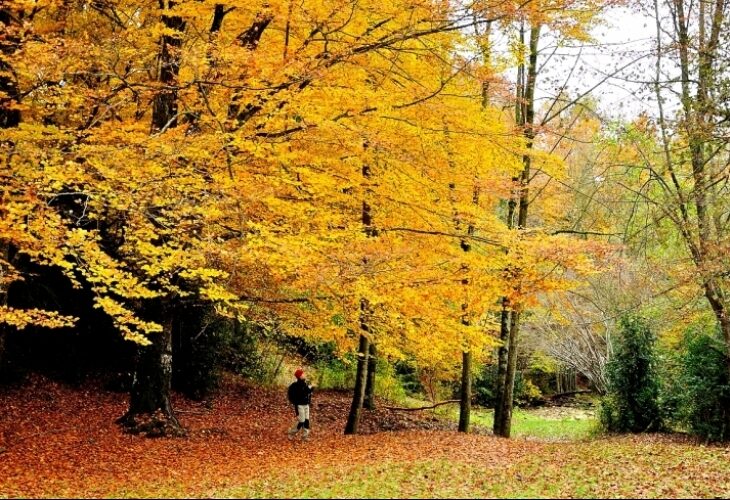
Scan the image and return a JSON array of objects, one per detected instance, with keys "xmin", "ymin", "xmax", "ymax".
[
  {"xmin": 345, "ymin": 331, "xmax": 370, "ymax": 434},
  {"xmin": 447, "ymin": 168, "xmax": 476, "ymax": 432},
  {"xmin": 494, "ymin": 23, "xmax": 540, "ymax": 438},
  {"xmin": 345, "ymin": 158, "xmax": 377, "ymax": 433},
  {"xmin": 458, "ymin": 284, "xmax": 472, "ymax": 432},
  {"xmin": 494, "ymin": 22, "xmax": 525, "ymax": 436},
  {"xmin": 493, "ymin": 300, "xmax": 511, "ymax": 434},
  {"xmin": 458, "ymin": 351, "xmax": 472, "ymax": 432},
  {"xmin": 364, "ymin": 343, "xmax": 377, "ymax": 410}
]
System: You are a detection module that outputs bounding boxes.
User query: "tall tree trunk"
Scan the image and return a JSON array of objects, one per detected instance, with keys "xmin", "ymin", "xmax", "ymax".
[
  {"xmin": 494, "ymin": 23, "xmax": 539, "ymax": 438},
  {"xmin": 151, "ymin": 6, "xmax": 185, "ymax": 133},
  {"xmin": 671, "ymin": 0, "xmax": 730, "ymax": 383},
  {"xmin": 345, "ymin": 158, "xmax": 377, "ymax": 434},
  {"xmin": 0, "ymin": 9, "xmax": 21, "ymax": 129},
  {"xmin": 364, "ymin": 343, "xmax": 377, "ymax": 410},
  {"xmin": 345, "ymin": 331, "xmax": 369, "ymax": 434},
  {"xmin": 447, "ymin": 163, "xmax": 476, "ymax": 432},
  {"xmin": 458, "ymin": 351, "xmax": 472, "ymax": 432},
  {"xmin": 493, "ymin": 299, "xmax": 511, "ymax": 435},
  {"xmin": 119, "ymin": 2, "xmax": 186, "ymax": 436},
  {"xmin": 704, "ymin": 284, "xmax": 730, "ymax": 379},
  {"xmin": 0, "ymin": 244, "xmax": 9, "ymax": 371},
  {"xmin": 497, "ymin": 310, "xmax": 521, "ymax": 437}
]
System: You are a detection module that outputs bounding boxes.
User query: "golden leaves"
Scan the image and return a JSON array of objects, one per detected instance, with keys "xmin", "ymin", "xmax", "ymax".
[
  {"xmin": 1, "ymin": 0, "xmax": 608, "ymax": 378},
  {"xmin": 0, "ymin": 305, "xmax": 77, "ymax": 330}
]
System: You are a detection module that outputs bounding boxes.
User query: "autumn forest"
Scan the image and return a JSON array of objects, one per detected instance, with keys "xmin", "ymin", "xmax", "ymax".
[{"xmin": 2, "ymin": 0, "xmax": 730, "ymax": 497}]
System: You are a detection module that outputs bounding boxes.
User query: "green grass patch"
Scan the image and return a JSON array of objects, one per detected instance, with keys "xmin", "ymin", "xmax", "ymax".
[
  {"xmin": 470, "ymin": 407, "xmax": 598, "ymax": 441},
  {"xmin": 215, "ymin": 459, "xmax": 546, "ymax": 499},
  {"xmin": 436, "ymin": 406, "xmax": 599, "ymax": 441},
  {"xmin": 214, "ymin": 438, "xmax": 730, "ymax": 499}
]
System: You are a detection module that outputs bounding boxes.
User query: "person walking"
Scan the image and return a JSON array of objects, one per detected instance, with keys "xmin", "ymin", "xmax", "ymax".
[{"xmin": 287, "ymin": 368, "xmax": 313, "ymax": 441}]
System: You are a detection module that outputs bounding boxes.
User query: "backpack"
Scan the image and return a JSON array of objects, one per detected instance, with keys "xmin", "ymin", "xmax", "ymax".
[{"xmin": 287, "ymin": 382, "xmax": 296, "ymax": 405}]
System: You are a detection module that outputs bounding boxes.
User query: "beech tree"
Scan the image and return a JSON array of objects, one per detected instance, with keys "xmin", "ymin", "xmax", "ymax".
[{"xmin": 0, "ymin": 0, "xmax": 609, "ymax": 437}]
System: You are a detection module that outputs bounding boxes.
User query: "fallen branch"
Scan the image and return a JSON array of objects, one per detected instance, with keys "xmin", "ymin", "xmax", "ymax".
[{"xmin": 383, "ymin": 399, "xmax": 462, "ymax": 411}]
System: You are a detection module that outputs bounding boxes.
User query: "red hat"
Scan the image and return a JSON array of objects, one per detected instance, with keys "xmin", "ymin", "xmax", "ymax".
[{"xmin": 294, "ymin": 368, "xmax": 305, "ymax": 379}]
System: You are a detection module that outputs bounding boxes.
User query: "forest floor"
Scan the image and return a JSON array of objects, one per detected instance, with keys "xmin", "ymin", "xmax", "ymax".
[{"xmin": 1, "ymin": 374, "xmax": 730, "ymax": 498}]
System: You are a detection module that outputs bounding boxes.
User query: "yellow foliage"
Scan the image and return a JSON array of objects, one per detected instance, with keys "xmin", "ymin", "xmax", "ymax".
[{"xmin": 0, "ymin": 0, "xmax": 608, "ymax": 381}]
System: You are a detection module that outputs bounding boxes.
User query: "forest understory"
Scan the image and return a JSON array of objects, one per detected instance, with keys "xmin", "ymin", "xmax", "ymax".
[{"xmin": 2, "ymin": 374, "xmax": 729, "ymax": 499}]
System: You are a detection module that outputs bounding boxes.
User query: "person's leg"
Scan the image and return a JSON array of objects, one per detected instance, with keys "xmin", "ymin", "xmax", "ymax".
[
  {"xmin": 288, "ymin": 405, "xmax": 304, "ymax": 438},
  {"xmin": 302, "ymin": 405, "xmax": 311, "ymax": 440}
]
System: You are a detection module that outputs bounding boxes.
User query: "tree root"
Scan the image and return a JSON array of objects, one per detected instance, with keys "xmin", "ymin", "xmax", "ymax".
[{"xmin": 116, "ymin": 410, "xmax": 186, "ymax": 438}]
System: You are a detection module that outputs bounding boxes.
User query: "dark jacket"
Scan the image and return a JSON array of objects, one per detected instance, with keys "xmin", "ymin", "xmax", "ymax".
[{"xmin": 287, "ymin": 379, "xmax": 313, "ymax": 406}]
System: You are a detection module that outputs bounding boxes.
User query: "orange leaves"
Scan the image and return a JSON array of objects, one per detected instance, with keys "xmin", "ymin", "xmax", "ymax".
[
  {"xmin": 0, "ymin": 374, "xmax": 464, "ymax": 497},
  {"xmin": 5, "ymin": 375, "xmax": 729, "ymax": 498}
]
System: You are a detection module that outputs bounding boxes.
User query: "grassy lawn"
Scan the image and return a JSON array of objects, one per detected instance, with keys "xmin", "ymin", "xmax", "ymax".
[
  {"xmin": 218, "ymin": 436, "xmax": 730, "ymax": 499},
  {"xmin": 434, "ymin": 403, "xmax": 598, "ymax": 441},
  {"xmin": 466, "ymin": 406, "xmax": 599, "ymax": 441},
  {"xmin": 214, "ymin": 407, "xmax": 730, "ymax": 499}
]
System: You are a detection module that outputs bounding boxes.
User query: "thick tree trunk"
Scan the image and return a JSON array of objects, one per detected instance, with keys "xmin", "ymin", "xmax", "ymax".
[
  {"xmin": 0, "ymin": 244, "xmax": 7, "ymax": 372},
  {"xmin": 0, "ymin": 9, "xmax": 21, "ymax": 129},
  {"xmin": 495, "ymin": 310, "xmax": 521, "ymax": 437},
  {"xmin": 345, "ymin": 333, "xmax": 369, "ymax": 434},
  {"xmin": 1, "ymin": 9, "xmax": 20, "ymax": 376},
  {"xmin": 118, "ymin": 301, "xmax": 184, "ymax": 436},
  {"xmin": 703, "ymin": 283, "xmax": 730, "ymax": 382},
  {"xmin": 151, "ymin": 7, "xmax": 185, "ymax": 132},
  {"xmin": 116, "ymin": 2, "xmax": 186, "ymax": 437},
  {"xmin": 364, "ymin": 343, "xmax": 377, "ymax": 410},
  {"xmin": 458, "ymin": 351, "xmax": 472, "ymax": 433}
]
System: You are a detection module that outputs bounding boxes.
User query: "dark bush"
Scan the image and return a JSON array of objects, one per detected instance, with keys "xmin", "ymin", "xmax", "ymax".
[
  {"xmin": 599, "ymin": 314, "xmax": 663, "ymax": 433},
  {"xmin": 172, "ymin": 305, "xmax": 228, "ymax": 400},
  {"xmin": 394, "ymin": 360, "xmax": 423, "ymax": 396}
]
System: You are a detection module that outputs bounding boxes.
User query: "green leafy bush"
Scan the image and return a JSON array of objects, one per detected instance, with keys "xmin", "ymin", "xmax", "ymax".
[
  {"xmin": 599, "ymin": 315, "xmax": 663, "ymax": 433},
  {"xmin": 679, "ymin": 329, "xmax": 730, "ymax": 441},
  {"xmin": 474, "ymin": 364, "xmax": 543, "ymax": 408},
  {"xmin": 314, "ymin": 357, "xmax": 354, "ymax": 390},
  {"xmin": 312, "ymin": 356, "xmax": 408, "ymax": 403},
  {"xmin": 374, "ymin": 362, "xmax": 409, "ymax": 403}
]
